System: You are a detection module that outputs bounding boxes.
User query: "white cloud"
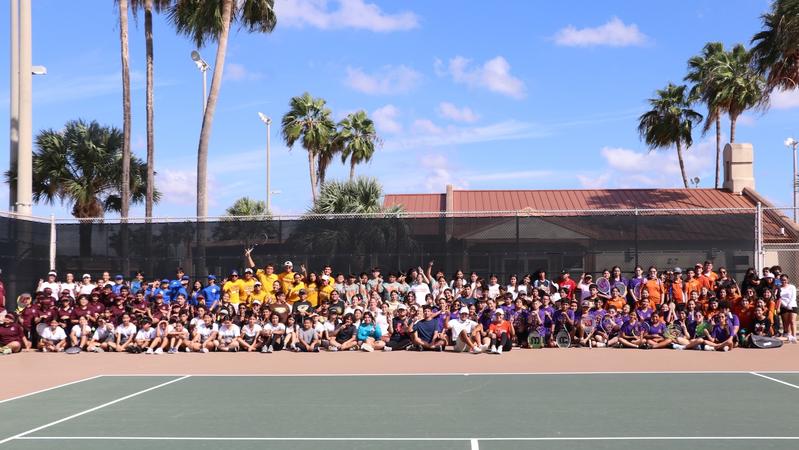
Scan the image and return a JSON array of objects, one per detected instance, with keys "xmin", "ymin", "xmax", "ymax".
[
  {"xmin": 225, "ymin": 63, "xmax": 262, "ymax": 82},
  {"xmin": 770, "ymin": 89, "xmax": 799, "ymax": 109},
  {"xmin": 156, "ymin": 169, "xmax": 197, "ymax": 206},
  {"xmin": 276, "ymin": 0, "xmax": 419, "ymax": 32},
  {"xmin": 372, "ymin": 104, "xmax": 402, "ymax": 133},
  {"xmin": 469, "ymin": 170, "xmax": 551, "ymax": 182},
  {"xmin": 344, "ymin": 65, "xmax": 421, "ymax": 95},
  {"xmin": 553, "ymin": 17, "xmax": 648, "ymax": 47},
  {"xmin": 737, "ymin": 114, "xmax": 756, "ymax": 127},
  {"xmin": 439, "ymin": 56, "xmax": 526, "ymax": 99},
  {"xmin": 419, "ymin": 154, "xmax": 467, "ymax": 192},
  {"xmin": 412, "ymin": 119, "xmax": 443, "ymax": 135},
  {"xmin": 438, "ymin": 101, "xmax": 479, "ymax": 123},
  {"xmin": 579, "ymin": 139, "xmax": 715, "ymax": 188}
]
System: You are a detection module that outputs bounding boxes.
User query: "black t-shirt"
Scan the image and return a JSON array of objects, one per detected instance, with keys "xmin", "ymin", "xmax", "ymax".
[
  {"xmin": 328, "ymin": 300, "xmax": 346, "ymax": 316},
  {"xmin": 335, "ymin": 324, "xmax": 356, "ymax": 343},
  {"xmin": 752, "ymin": 317, "xmax": 772, "ymax": 336},
  {"xmin": 293, "ymin": 301, "xmax": 315, "ymax": 322},
  {"xmin": 391, "ymin": 317, "xmax": 410, "ymax": 339}
]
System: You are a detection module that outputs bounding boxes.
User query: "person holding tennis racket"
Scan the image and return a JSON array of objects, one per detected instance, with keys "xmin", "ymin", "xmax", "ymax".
[
  {"xmin": 550, "ymin": 299, "xmax": 574, "ymax": 348},
  {"xmin": 616, "ymin": 311, "xmax": 646, "ymax": 349}
]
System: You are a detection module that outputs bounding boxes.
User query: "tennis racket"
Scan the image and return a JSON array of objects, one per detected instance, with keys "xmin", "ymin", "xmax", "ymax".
[
  {"xmin": 601, "ymin": 316, "xmax": 617, "ymax": 335},
  {"xmin": 664, "ymin": 322, "xmax": 684, "ymax": 340},
  {"xmin": 65, "ymin": 346, "xmax": 81, "ymax": 354},
  {"xmin": 613, "ymin": 281, "xmax": 627, "ymax": 298},
  {"xmin": 556, "ymin": 329, "xmax": 571, "ymax": 348},
  {"xmin": 35, "ymin": 323, "xmax": 47, "ymax": 338},
  {"xmin": 750, "ymin": 335, "xmax": 783, "ymax": 349},
  {"xmin": 636, "ymin": 321, "xmax": 651, "ymax": 338},
  {"xmin": 597, "ymin": 278, "xmax": 611, "ymax": 296},
  {"xmin": 633, "ymin": 282, "xmax": 644, "ymax": 301},
  {"xmin": 694, "ymin": 321, "xmax": 709, "ymax": 339},
  {"xmin": 527, "ymin": 328, "xmax": 543, "ymax": 349},
  {"xmin": 581, "ymin": 315, "xmax": 595, "ymax": 335}
]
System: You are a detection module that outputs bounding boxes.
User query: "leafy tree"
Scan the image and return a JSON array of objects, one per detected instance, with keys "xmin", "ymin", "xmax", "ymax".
[
  {"xmin": 708, "ymin": 44, "xmax": 764, "ymax": 143},
  {"xmin": 169, "ymin": 0, "xmax": 277, "ymax": 217},
  {"xmin": 751, "ymin": 0, "xmax": 799, "ymax": 93},
  {"xmin": 225, "ymin": 196, "xmax": 270, "ymax": 217},
  {"xmin": 637, "ymin": 84, "xmax": 703, "ymax": 188},
  {"xmin": 281, "ymin": 93, "xmax": 336, "ymax": 201},
  {"xmin": 338, "ymin": 111, "xmax": 381, "ymax": 181}
]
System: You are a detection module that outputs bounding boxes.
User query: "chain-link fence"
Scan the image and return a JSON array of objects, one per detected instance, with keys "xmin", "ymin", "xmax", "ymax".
[{"xmin": 0, "ymin": 207, "xmax": 768, "ymax": 309}]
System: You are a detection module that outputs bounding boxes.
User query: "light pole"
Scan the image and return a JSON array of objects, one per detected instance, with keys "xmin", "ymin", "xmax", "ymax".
[
  {"xmin": 786, "ymin": 138, "xmax": 798, "ymax": 222},
  {"xmin": 191, "ymin": 50, "xmax": 209, "ymax": 114},
  {"xmin": 258, "ymin": 112, "xmax": 272, "ymax": 213}
]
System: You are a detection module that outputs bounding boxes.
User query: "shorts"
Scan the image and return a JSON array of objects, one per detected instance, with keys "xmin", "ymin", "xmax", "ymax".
[{"xmin": 243, "ymin": 335, "xmax": 257, "ymax": 345}]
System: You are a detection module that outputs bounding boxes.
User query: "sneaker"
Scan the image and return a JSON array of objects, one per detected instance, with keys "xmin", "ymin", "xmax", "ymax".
[
  {"xmin": 261, "ymin": 345, "xmax": 269, "ymax": 353},
  {"xmin": 702, "ymin": 345, "xmax": 714, "ymax": 351},
  {"xmin": 490, "ymin": 345, "xmax": 497, "ymax": 354},
  {"xmin": 267, "ymin": 345, "xmax": 273, "ymax": 353},
  {"xmin": 292, "ymin": 346, "xmax": 300, "ymax": 352},
  {"xmin": 168, "ymin": 348, "xmax": 177, "ymax": 354},
  {"xmin": 672, "ymin": 344, "xmax": 686, "ymax": 350},
  {"xmin": 154, "ymin": 348, "xmax": 163, "ymax": 355},
  {"xmin": 42, "ymin": 348, "xmax": 48, "ymax": 353},
  {"xmin": 471, "ymin": 346, "xmax": 481, "ymax": 354},
  {"xmin": 201, "ymin": 348, "xmax": 209, "ymax": 353},
  {"xmin": 382, "ymin": 346, "xmax": 392, "ymax": 352},
  {"xmin": 185, "ymin": 347, "xmax": 192, "ymax": 353},
  {"xmin": 96, "ymin": 347, "xmax": 105, "ymax": 353},
  {"xmin": 349, "ymin": 346, "xmax": 357, "ymax": 351},
  {"xmin": 595, "ymin": 342, "xmax": 606, "ymax": 348},
  {"xmin": 790, "ymin": 336, "xmax": 798, "ymax": 344},
  {"xmin": 480, "ymin": 344, "xmax": 489, "ymax": 353},
  {"xmin": 145, "ymin": 348, "xmax": 154, "ymax": 355},
  {"xmin": 329, "ymin": 346, "xmax": 339, "ymax": 352},
  {"xmin": 722, "ymin": 345, "xmax": 730, "ymax": 352},
  {"xmin": 0, "ymin": 346, "xmax": 10, "ymax": 355},
  {"xmin": 361, "ymin": 343, "xmax": 374, "ymax": 352},
  {"xmin": 87, "ymin": 345, "xmax": 96, "ymax": 352},
  {"xmin": 496, "ymin": 346, "xmax": 503, "ymax": 355}
]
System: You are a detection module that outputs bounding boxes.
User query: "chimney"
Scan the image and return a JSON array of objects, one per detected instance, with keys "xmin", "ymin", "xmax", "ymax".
[
  {"xmin": 722, "ymin": 143, "xmax": 754, "ymax": 194},
  {"xmin": 445, "ymin": 184, "xmax": 454, "ymax": 213}
]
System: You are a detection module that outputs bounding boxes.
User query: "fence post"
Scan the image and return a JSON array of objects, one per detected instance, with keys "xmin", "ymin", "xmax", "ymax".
[
  {"xmin": 49, "ymin": 214, "xmax": 56, "ymax": 270},
  {"xmin": 633, "ymin": 208, "xmax": 639, "ymax": 268},
  {"xmin": 755, "ymin": 202, "xmax": 763, "ymax": 274}
]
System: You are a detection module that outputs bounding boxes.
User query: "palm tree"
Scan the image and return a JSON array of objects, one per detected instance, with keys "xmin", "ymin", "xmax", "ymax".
[
  {"xmin": 311, "ymin": 177, "xmax": 400, "ymax": 215},
  {"xmin": 169, "ymin": 0, "xmax": 277, "ymax": 217},
  {"xmin": 225, "ymin": 196, "xmax": 269, "ymax": 217},
  {"xmin": 708, "ymin": 44, "xmax": 764, "ymax": 143},
  {"xmin": 637, "ymin": 84, "xmax": 703, "ymax": 188},
  {"xmin": 751, "ymin": 0, "xmax": 799, "ymax": 94},
  {"xmin": 338, "ymin": 111, "xmax": 381, "ymax": 181},
  {"xmin": 116, "ymin": 0, "xmax": 132, "ymax": 218},
  {"xmin": 281, "ymin": 93, "xmax": 336, "ymax": 201},
  {"xmin": 131, "ymin": 0, "xmax": 171, "ymax": 218},
  {"xmin": 685, "ymin": 42, "xmax": 724, "ymax": 188}
]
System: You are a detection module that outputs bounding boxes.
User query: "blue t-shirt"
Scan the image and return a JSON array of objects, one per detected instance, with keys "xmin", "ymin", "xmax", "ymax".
[
  {"xmin": 357, "ymin": 323, "xmax": 382, "ymax": 341},
  {"xmin": 202, "ymin": 285, "xmax": 221, "ymax": 304},
  {"xmin": 413, "ymin": 319, "xmax": 440, "ymax": 343}
]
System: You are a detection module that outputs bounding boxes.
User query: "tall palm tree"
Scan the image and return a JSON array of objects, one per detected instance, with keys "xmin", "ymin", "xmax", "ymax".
[
  {"xmin": 281, "ymin": 93, "xmax": 336, "ymax": 201},
  {"xmin": 338, "ymin": 111, "xmax": 381, "ymax": 181},
  {"xmin": 685, "ymin": 42, "xmax": 724, "ymax": 188},
  {"xmin": 131, "ymin": 0, "xmax": 171, "ymax": 218},
  {"xmin": 637, "ymin": 84, "xmax": 703, "ymax": 188},
  {"xmin": 225, "ymin": 196, "xmax": 269, "ymax": 217},
  {"xmin": 169, "ymin": 0, "xmax": 277, "ymax": 217},
  {"xmin": 751, "ymin": 0, "xmax": 799, "ymax": 94},
  {"xmin": 708, "ymin": 44, "xmax": 765, "ymax": 143},
  {"xmin": 116, "ymin": 0, "xmax": 132, "ymax": 218}
]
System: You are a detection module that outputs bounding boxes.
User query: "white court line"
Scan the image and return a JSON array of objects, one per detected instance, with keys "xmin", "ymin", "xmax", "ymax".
[
  {"xmin": 99, "ymin": 370, "xmax": 799, "ymax": 378},
  {"xmin": 14, "ymin": 436, "xmax": 799, "ymax": 441},
  {"xmin": 0, "ymin": 375, "xmax": 190, "ymax": 446},
  {"xmin": 750, "ymin": 372, "xmax": 799, "ymax": 390},
  {"xmin": 471, "ymin": 438, "xmax": 479, "ymax": 449},
  {"xmin": 0, "ymin": 375, "xmax": 103, "ymax": 405}
]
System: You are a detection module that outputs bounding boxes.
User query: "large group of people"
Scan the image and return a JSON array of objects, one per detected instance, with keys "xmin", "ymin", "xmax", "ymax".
[{"xmin": 0, "ymin": 250, "xmax": 796, "ymax": 356}]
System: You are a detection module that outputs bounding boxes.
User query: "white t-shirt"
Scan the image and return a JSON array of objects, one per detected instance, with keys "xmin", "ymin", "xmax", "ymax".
[
  {"xmin": 506, "ymin": 285, "xmax": 519, "ymax": 300},
  {"xmin": 115, "ymin": 323, "xmax": 137, "ymax": 341},
  {"xmin": 241, "ymin": 323, "xmax": 262, "ymax": 338},
  {"xmin": 40, "ymin": 281, "xmax": 60, "ymax": 299},
  {"xmin": 136, "ymin": 328, "xmax": 156, "ymax": 341},
  {"xmin": 374, "ymin": 313, "xmax": 389, "ymax": 335},
  {"xmin": 60, "ymin": 282, "xmax": 77, "ymax": 298},
  {"xmin": 410, "ymin": 283, "xmax": 430, "ymax": 304},
  {"xmin": 78, "ymin": 283, "xmax": 97, "ymax": 296},
  {"xmin": 70, "ymin": 324, "xmax": 91, "ymax": 339},
  {"xmin": 92, "ymin": 325, "xmax": 114, "ymax": 342},
  {"xmin": 448, "ymin": 318, "xmax": 477, "ymax": 339},
  {"xmin": 41, "ymin": 326, "xmax": 66, "ymax": 342},
  {"xmin": 578, "ymin": 282, "xmax": 592, "ymax": 301},
  {"xmin": 779, "ymin": 284, "xmax": 797, "ymax": 309},
  {"xmin": 264, "ymin": 323, "xmax": 286, "ymax": 334},
  {"xmin": 218, "ymin": 324, "xmax": 241, "ymax": 343},
  {"xmin": 195, "ymin": 322, "xmax": 218, "ymax": 342},
  {"xmin": 487, "ymin": 283, "xmax": 500, "ymax": 299}
]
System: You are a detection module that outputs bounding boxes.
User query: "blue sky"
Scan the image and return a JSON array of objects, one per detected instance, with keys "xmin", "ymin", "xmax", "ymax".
[{"xmin": 1, "ymin": 0, "xmax": 798, "ymax": 218}]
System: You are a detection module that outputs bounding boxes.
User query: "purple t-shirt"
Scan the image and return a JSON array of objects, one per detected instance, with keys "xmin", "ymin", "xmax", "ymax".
[
  {"xmin": 635, "ymin": 307, "xmax": 653, "ymax": 322},
  {"xmin": 649, "ymin": 322, "xmax": 665, "ymax": 336},
  {"xmin": 553, "ymin": 309, "xmax": 574, "ymax": 329},
  {"xmin": 711, "ymin": 324, "xmax": 731, "ymax": 342}
]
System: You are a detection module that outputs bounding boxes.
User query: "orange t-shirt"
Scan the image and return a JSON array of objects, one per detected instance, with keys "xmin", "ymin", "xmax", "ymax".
[
  {"xmin": 644, "ymin": 279, "xmax": 663, "ymax": 306},
  {"xmin": 489, "ymin": 320, "xmax": 512, "ymax": 335},
  {"xmin": 684, "ymin": 278, "xmax": 702, "ymax": 297},
  {"xmin": 607, "ymin": 296, "xmax": 626, "ymax": 311},
  {"xmin": 670, "ymin": 280, "xmax": 685, "ymax": 303},
  {"xmin": 698, "ymin": 275, "xmax": 714, "ymax": 291}
]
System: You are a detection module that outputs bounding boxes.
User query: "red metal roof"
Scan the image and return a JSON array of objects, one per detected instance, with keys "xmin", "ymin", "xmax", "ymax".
[{"xmin": 384, "ymin": 188, "xmax": 756, "ymax": 213}]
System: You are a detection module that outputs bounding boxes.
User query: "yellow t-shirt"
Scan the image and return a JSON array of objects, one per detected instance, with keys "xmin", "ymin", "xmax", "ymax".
[
  {"xmin": 287, "ymin": 282, "xmax": 306, "ymax": 304},
  {"xmin": 318, "ymin": 284, "xmax": 334, "ymax": 305},
  {"xmin": 222, "ymin": 279, "xmax": 246, "ymax": 305},
  {"xmin": 240, "ymin": 277, "xmax": 257, "ymax": 303},
  {"xmin": 305, "ymin": 282, "xmax": 319, "ymax": 307},
  {"xmin": 256, "ymin": 270, "xmax": 279, "ymax": 296},
  {"xmin": 278, "ymin": 271, "xmax": 295, "ymax": 294},
  {"xmin": 249, "ymin": 290, "xmax": 267, "ymax": 305}
]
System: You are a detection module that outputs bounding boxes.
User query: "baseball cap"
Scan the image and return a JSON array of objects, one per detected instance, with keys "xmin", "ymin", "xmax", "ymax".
[
  {"xmin": 495, "ymin": 309, "xmax": 504, "ymax": 315},
  {"xmin": 299, "ymin": 289, "xmax": 307, "ymax": 295},
  {"xmin": 81, "ymin": 273, "xmax": 91, "ymax": 279},
  {"xmin": 230, "ymin": 270, "xmax": 239, "ymax": 276},
  {"xmin": 284, "ymin": 261, "xmax": 293, "ymax": 267},
  {"xmin": 219, "ymin": 309, "xmax": 230, "ymax": 316},
  {"xmin": 254, "ymin": 281, "xmax": 262, "ymax": 286},
  {"xmin": 160, "ymin": 279, "xmax": 169, "ymax": 283},
  {"xmin": 207, "ymin": 275, "xmax": 216, "ymax": 280},
  {"xmin": 397, "ymin": 303, "xmax": 408, "ymax": 310},
  {"xmin": 244, "ymin": 268, "xmax": 253, "ymax": 274},
  {"xmin": 181, "ymin": 275, "xmax": 190, "ymax": 281},
  {"xmin": 115, "ymin": 274, "xmax": 124, "ymax": 280},
  {"xmin": 459, "ymin": 307, "xmax": 469, "ymax": 314},
  {"xmin": 581, "ymin": 300, "xmax": 590, "ymax": 307},
  {"xmin": 47, "ymin": 271, "xmax": 57, "ymax": 277},
  {"xmin": 673, "ymin": 267, "xmax": 682, "ymax": 274}
]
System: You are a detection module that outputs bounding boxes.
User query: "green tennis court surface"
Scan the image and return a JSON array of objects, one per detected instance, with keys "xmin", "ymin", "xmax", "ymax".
[{"xmin": 1, "ymin": 372, "xmax": 798, "ymax": 449}]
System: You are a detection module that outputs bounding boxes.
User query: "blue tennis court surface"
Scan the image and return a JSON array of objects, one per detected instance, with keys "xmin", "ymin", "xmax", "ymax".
[{"xmin": 1, "ymin": 372, "xmax": 798, "ymax": 449}]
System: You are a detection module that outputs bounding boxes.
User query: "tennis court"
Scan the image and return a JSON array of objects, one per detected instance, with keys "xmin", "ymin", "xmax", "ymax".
[{"xmin": 1, "ymin": 371, "xmax": 798, "ymax": 450}]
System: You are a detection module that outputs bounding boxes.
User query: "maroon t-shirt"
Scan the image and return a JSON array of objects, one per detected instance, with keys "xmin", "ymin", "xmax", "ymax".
[
  {"xmin": 70, "ymin": 306, "xmax": 92, "ymax": 323},
  {"xmin": 89, "ymin": 301, "xmax": 106, "ymax": 316},
  {"xmin": 0, "ymin": 323, "xmax": 23, "ymax": 345},
  {"xmin": 0, "ymin": 281, "xmax": 6, "ymax": 308},
  {"xmin": 57, "ymin": 306, "xmax": 73, "ymax": 322},
  {"xmin": 108, "ymin": 305, "xmax": 127, "ymax": 325},
  {"xmin": 20, "ymin": 305, "xmax": 41, "ymax": 330}
]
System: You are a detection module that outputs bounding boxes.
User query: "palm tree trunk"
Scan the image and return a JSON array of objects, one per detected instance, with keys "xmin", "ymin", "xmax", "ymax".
[
  {"xmin": 676, "ymin": 140, "xmax": 689, "ymax": 188},
  {"xmin": 308, "ymin": 151, "xmax": 318, "ymax": 201},
  {"xmin": 144, "ymin": 0, "xmax": 155, "ymax": 219},
  {"xmin": 350, "ymin": 159, "xmax": 356, "ymax": 181},
  {"xmin": 119, "ymin": 0, "xmax": 131, "ymax": 218},
  {"xmin": 729, "ymin": 113, "xmax": 737, "ymax": 144},
  {"xmin": 196, "ymin": 0, "xmax": 234, "ymax": 218},
  {"xmin": 715, "ymin": 115, "xmax": 721, "ymax": 189}
]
